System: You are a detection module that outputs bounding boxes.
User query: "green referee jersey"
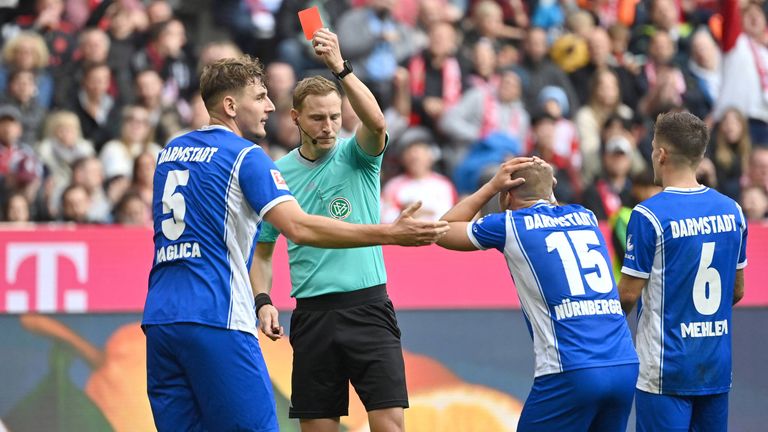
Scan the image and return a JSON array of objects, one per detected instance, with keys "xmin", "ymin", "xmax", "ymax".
[{"xmin": 258, "ymin": 135, "xmax": 387, "ymax": 298}]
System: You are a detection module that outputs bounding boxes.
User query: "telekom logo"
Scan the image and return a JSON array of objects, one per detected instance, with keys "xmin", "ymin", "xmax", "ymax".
[{"xmin": 5, "ymin": 243, "xmax": 89, "ymax": 313}]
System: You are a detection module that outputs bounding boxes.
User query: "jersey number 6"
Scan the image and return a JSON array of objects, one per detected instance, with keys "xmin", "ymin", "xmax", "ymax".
[{"xmin": 161, "ymin": 170, "xmax": 190, "ymax": 241}]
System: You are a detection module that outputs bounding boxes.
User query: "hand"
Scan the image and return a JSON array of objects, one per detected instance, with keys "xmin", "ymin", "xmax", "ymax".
[
  {"xmin": 390, "ymin": 201, "xmax": 450, "ymax": 246},
  {"xmin": 489, "ymin": 157, "xmax": 536, "ymax": 193},
  {"xmin": 257, "ymin": 304, "xmax": 284, "ymax": 341},
  {"xmin": 312, "ymin": 28, "xmax": 344, "ymax": 74}
]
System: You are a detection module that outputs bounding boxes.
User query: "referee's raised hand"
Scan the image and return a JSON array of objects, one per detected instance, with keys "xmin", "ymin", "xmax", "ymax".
[{"xmin": 389, "ymin": 201, "xmax": 450, "ymax": 246}]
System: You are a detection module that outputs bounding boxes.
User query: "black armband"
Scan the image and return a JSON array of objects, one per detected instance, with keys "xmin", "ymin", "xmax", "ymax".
[{"xmin": 254, "ymin": 293, "xmax": 273, "ymax": 314}]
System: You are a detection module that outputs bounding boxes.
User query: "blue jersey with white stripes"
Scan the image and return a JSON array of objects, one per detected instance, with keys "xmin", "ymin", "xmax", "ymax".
[
  {"xmin": 142, "ymin": 126, "xmax": 295, "ymax": 335},
  {"xmin": 468, "ymin": 201, "xmax": 638, "ymax": 377},
  {"xmin": 621, "ymin": 186, "xmax": 748, "ymax": 395}
]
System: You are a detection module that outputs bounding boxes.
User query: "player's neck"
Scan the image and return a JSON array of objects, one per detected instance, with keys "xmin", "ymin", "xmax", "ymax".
[
  {"xmin": 661, "ymin": 169, "xmax": 700, "ymax": 189},
  {"xmin": 208, "ymin": 115, "xmax": 240, "ymax": 137},
  {"xmin": 299, "ymin": 141, "xmax": 332, "ymax": 161}
]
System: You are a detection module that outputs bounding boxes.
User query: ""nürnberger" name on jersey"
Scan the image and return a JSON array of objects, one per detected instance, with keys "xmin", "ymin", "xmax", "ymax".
[
  {"xmin": 157, "ymin": 146, "xmax": 219, "ymax": 165},
  {"xmin": 669, "ymin": 214, "xmax": 738, "ymax": 239},
  {"xmin": 524, "ymin": 212, "xmax": 597, "ymax": 230},
  {"xmin": 681, "ymin": 320, "xmax": 728, "ymax": 338},
  {"xmin": 156, "ymin": 242, "xmax": 202, "ymax": 264},
  {"xmin": 554, "ymin": 298, "xmax": 623, "ymax": 321}
]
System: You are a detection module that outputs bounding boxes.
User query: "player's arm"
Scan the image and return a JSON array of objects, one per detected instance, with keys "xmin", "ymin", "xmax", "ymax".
[
  {"xmin": 312, "ymin": 28, "xmax": 386, "ymax": 156},
  {"xmin": 264, "ymin": 199, "xmax": 448, "ymax": 247},
  {"xmin": 733, "ymin": 269, "xmax": 745, "ymax": 305},
  {"xmin": 438, "ymin": 158, "xmax": 533, "ymax": 250},
  {"xmin": 250, "ymin": 242, "xmax": 283, "ymax": 341},
  {"xmin": 618, "ymin": 274, "xmax": 647, "ymax": 314}
]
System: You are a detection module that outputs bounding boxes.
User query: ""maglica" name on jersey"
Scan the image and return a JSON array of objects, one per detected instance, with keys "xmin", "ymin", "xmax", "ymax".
[
  {"xmin": 669, "ymin": 214, "xmax": 738, "ymax": 239},
  {"xmin": 523, "ymin": 212, "xmax": 597, "ymax": 230},
  {"xmin": 157, "ymin": 146, "xmax": 219, "ymax": 165}
]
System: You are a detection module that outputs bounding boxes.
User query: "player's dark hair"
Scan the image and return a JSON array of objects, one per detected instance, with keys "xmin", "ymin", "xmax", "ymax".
[
  {"xmin": 292, "ymin": 76, "xmax": 339, "ymax": 111},
  {"xmin": 511, "ymin": 161, "xmax": 554, "ymax": 202},
  {"xmin": 653, "ymin": 111, "xmax": 710, "ymax": 166},
  {"xmin": 200, "ymin": 55, "xmax": 266, "ymax": 110}
]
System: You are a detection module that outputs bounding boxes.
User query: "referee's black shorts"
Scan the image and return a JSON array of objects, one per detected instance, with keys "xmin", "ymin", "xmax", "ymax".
[{"xmin": 288, "ymin": 284, "xmax": 409, "ymax": 419}]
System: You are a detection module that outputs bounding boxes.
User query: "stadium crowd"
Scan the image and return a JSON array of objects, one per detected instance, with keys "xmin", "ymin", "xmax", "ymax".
[{"xmin": 0, "ymin": 0, "xmax": 767, "ymax": 225}]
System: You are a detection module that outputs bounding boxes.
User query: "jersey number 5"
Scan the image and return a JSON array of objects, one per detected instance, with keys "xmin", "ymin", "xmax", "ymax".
[
  {"xmin": 546, "ymin": 230, "xmax": 613, "ymax": 296},
  {"xmin": 692, "ymin": 242, "xmax": 722, "ymax": 315},
  {"xmin": 161, "ymin": 170, "xmax": 190, "ymax": 240}
]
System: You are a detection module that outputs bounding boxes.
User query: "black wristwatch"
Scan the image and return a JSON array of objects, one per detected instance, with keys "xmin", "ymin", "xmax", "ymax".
[{"xmin": 333, "ymin": 60, "xmax": 353, "ymax": 80}]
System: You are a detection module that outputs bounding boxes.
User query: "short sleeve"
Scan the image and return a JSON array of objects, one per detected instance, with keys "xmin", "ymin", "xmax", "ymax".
[
  {"xmin": 258, "ymin": 220, "xmax": 279, "ymax": 243},
  {"xmin": 736, "ymin": 203, "xmax": 748, "ymax": 269},
  {"xmin": 468, "ymin": 212, "xmax": 507, "ymax": 251},
  {"xmin": 238, "ymin": 147, "xmax": 294, "ymax": 219},
  {"xmin": 620, "ymin": 205, "xmax": 659, "ymax": 279},
  {"xmin": 339, "ymin": 134, "xmax": 388, "ymax": 173}
]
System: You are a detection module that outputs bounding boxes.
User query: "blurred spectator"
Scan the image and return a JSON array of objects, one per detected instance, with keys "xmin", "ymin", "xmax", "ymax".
[
  {"xmin": 748, "ymin": 146, "xmax": 768, "ymax": 191},
  {"xmin": 1, "ymin": 70, "xmax": 46, "ymax": 145},
  {"xmin": 69, "ymin": 156, "xmax": 110, "ymax": 222},
  {"xmin": 105, "ymin": 174, "xmax": 131, "ymax": 208},
  {"xmin": 0, "ymin": 105, "xmax": 43, "ymax": 208},
  {"xmin": 630, "ymin": 0, "xmax": 692, "ymax": 60},
  {"xmin": 464, "ymin": 38, "xmax": 500, "ymax": 90},
  {"xmin": 582, "ymin": 134, "xmax": 634, "ymax": 220},
  {"xmin": 607, "ymin": 23, "xmax": 644, "ymax": 78},
  {"xmin": 637, "ymin": 31, "xmax": 689, "ymax": 117},
  {"xmin": 715, "ymin": 0, "xmax": 768, "ymax": 144},
  {"xmin": 264, "ymin": 99, "xmax": 299, "ymax": 159},
  {"xmin": 706, "ymin": 108, "xmax": 751, "ymax": 200},
  {"xmin": 113, "ymin": 190, "xmax": 150, "ymax": 225},
  {"xmin": 103, "ymin": 1, "xmax": 145, "ymax": 102},
  {"xmin": 576, "ymin": 0, "xmax": 637, "ymax": 28},
  {"xmin": 59, "ymin": 183, "xmax": 91, "ymax": 223},
  {"xmin": 146, "ymin": 0, "xmax": 173, "ymax": 26},
  {"xmin": 570, "ymin": 26, "xmax": 643, "ymax": 108},
  {"xmin": 70, "ymin": 62, "xmax": 120, "ymax": 150},
  {"xmin": 3, "ymin": 191, "xmax": 31, "ymax": 223},
  {"xmin": 264, "ymin": 61, "xmax": 296, "ymax": 108},
  {"xmin": 13, "ymin": 0, "xmax": 77, "ymax": 69},
  {"xmin": 0, "ymin": 31, "xmax": 54, "ymax": 108},
  {"xmin": 404, "ymin": 22, "xmax": 463, "ymax": 131},
  {"xmin": 198, "ymin": 40, "xmax": 243, "ymax": 70},
  {"xmin": 462, "ymin": 0, "xmax": 525, "ymax": 64},
  {"xmin": 535, "ymin": 85, "xmax": 581, "ymax": 172},
  {"xmin": 467, "ymin": 0, "xmax": 528, "ymax": 34},
  {"xmin": 212, "ymin": 0, "xmax": 281, "ymax": 63},
  {"xmin": 131, "ymin": 18, "xmax": 196, "ymax": 102},
  {"xmin": 100, "ymin": 105, "xmax": 161, "ymax": 179},
  {"xmin": 549, "ymin": 33, "xmax": 589, "ymax": 75},
  {"xmin": 519, "ymin": 27, "xmax": 580, "ymax": 114},
  {"xmin": 685, "ymin": 29, "xmax": 721, "ymax": 117},
  {"xmin": 337, "ymin": 0, "xmax": 415, "ymax": 108},
  {"xmin": 741, "ymin": 185, "xmax": 768, "ymax": 220},
  {"xmin": 440, "ymin": 68, "xmax": 529, "ymax": 171},
  {"xmin": 575, "ymin": 68, "xmax": 634, "ymax": 183},
  {"xmin": 381, "ymin": 128, "xmax": 457, "ymax": 222},
  {"xmin": 134, "ymin": 69, "xmax": 184, "ymax": 145},
  {"xmin": 36, "ymin": 111, "xmax": 94, "ymax": 210},
  {"xmin": 129, "ymin": 151, "xmax": 155, "ymax": 206}
]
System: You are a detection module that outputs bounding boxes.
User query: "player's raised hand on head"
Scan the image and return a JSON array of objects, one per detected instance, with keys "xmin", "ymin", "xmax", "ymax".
[
  {"xmin": 490, "ymin": 157, "xmax": 535, "ymax": 192},
  {"xmin": 312, "ymin": 28, "xmax": 344, "ymax": 74},
  {"xmin": 258, "ymin": 304, "xmax": 284, "ymax": 341},
  {"xmin": 391, "ymin": 201, "xmax": 450, "ymax": 246}
]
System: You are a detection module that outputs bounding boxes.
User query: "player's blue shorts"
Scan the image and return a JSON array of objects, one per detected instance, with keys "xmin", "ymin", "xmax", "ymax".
[
  {"xmin": 636, "ymin": 389, "xmax": 729, "ymax": 432},
  {"xmin": 517, "ymin": 363, "xmax": 638, "ymax": 432},
  {"xmin": 145, "ymin": 323, "xmax": 278, "ymax": 432}
]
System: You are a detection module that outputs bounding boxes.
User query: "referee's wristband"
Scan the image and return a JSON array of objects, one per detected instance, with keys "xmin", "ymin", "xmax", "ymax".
[{"xmin": 255, "ymin": 293, "xmax": 273, "ymax": 314}]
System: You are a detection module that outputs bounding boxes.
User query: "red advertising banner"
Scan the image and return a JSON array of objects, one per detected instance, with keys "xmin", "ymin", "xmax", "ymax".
[{"xmin": 0, "ymin": 223, "xmax": 766, "ymax": 313}]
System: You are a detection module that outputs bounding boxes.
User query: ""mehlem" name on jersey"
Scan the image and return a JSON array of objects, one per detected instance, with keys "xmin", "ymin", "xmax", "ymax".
[
  {"xmin": 669, "ymin": 214, "xmax": 738, "ymax": 239},
  {"xmin": 157, "ymin": 146, "xmax": 219, "ymax": 165},
  {"xmin": 681, "ymin": 319, "xmax": 728, "ymax": 338},
  {"xmin": 524, "ymin": 212, "xmax": 597, "ymax": 230}
]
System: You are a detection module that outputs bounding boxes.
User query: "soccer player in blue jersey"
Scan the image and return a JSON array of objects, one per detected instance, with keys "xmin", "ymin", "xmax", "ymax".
[
  {"xmin": 142, "ymin": 55, "xmax": 449, "ymax": 432},
  {"xmin": 252, "ymin": 28, "xmax": 415, "ymax": 432},
  {"xmin": 618, "ymin": 112, "xmax": 748, "ymax": 432},
  {"xmin": 436, "ymin": 157, "xmax": 639, "ymax": 431}
]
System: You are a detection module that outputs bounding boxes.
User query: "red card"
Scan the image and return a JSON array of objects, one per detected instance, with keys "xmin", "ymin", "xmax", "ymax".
[{"xmin": 298, "ymin": 6, "xmax": 323, "ymax": 41}]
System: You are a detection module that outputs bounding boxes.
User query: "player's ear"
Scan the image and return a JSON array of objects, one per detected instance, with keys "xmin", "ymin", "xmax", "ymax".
[
  {"xmin": 222, "ymin": 95, "xmax": 237, "ymax": 118},
  {"xmin": 291, "ymin": 109, "xmax": 299, "ymax": 125}
]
